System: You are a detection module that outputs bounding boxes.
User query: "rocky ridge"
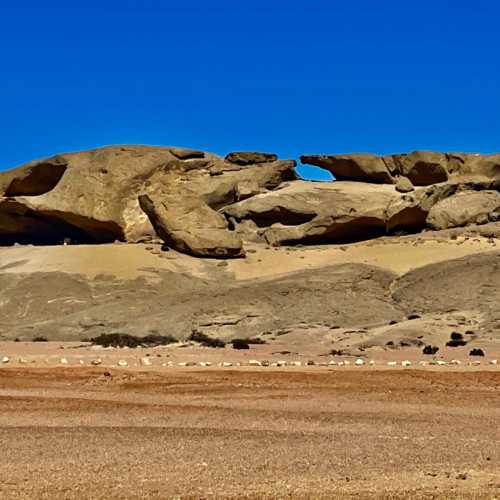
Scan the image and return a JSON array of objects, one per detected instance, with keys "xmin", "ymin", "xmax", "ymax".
[{"xmin": 1, "ymin": 147, "xmax": 499, "ymax": 256}]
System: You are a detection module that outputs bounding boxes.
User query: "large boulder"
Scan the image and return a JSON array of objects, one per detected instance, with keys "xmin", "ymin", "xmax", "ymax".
[
  {"xmin": 138, "ymin": 193, "xmax": 244, "ymax": 258},
  {"xmin": 0, "ymin": 146, "xmax": 297, "ymax": 251},
  {"xmin": 222, "ymin": 181, "xmax": 402, "ymax": 245},
  {"xmin": 426, "ymin": 191, "xmax": 500, "ymax": 229}
]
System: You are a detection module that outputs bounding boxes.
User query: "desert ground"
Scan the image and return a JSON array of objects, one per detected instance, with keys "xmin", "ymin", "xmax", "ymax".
[
  {"xmin": 1, "ymin": 226, "xmax": 500, "ymax": 498},
  {"xmin": 0, "ymin": 366, "xmax": 499, "ymax": 499}
]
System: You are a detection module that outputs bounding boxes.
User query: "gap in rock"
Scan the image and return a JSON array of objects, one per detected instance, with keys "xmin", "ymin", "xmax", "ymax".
[{"xmin": 296, "ymin": 162, "xmax": 334, "ymax": 182}]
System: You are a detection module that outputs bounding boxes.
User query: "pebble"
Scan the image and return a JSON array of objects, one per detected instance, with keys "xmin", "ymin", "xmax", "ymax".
[
  {"xmin": 248, "ymin": 360, "xmax": 261, "ymax": 367},
  {"xmin": 289, "ymin": 361, "xmax": 302, "ymax": 367},
  {"xmin": 18, "ymin": 358, "xmax": 28, "ymax": 364},
  {"xmin": 402, "ymin": 360, "xmax": 412, "ymax": 367},
  {"xmin": 369, "ymin": 360, "xmax": 375, "ymax": 366},
  {"xmin": 2, "ymin": 356, "xmax": 10, "ymax": 364},
  {"xmin": 117, "ymin": 360, "xmax": 128, "ymax": 367},
  {"xmin": 199, "ymin": 361, "xmax": 212, "ymax": 367},
  {"xmin": 60, "ymin": 358, "xmax": 68, "ymax": 364},
  {"xmin": 450, "ymin": 359, "xmax": 462, "ymax": 365},
  {"xmin": 355, "ymin": 358, "xmax": 365, "ymax": 366},
  {"xmin": 276, "ymin": 360, "xmax": 287, "ymax": 367},
  {"xmin": 91, "ymin": 358, "xmax": 102, "ymax": 366},
  {"xmin": 328, "ymin": 360, "xmax": 337, "ymax": 366},
  {"xmin": 489, "ymin": 359, "xmax": 498, "ymax": 365},
  {"xmin": 221, "ymin": 362, "xmax": 232, "ymax": 367},
  {"xmin": 140, "ymin": 357, "xmax": 152, "ymax": 366},
  {"xmin": 387, "ymin": 361, "xmax": 397, "ymax": 366}
]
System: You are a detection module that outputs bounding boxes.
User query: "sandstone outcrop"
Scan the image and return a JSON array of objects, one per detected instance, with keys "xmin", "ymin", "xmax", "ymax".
[
  {"xmin": 300, "ymin": 151, "xmax": 500, "ymax": 186},
  {"xmin": 0, "ymin": 146, "xmax": 499, "ymax": 255},
  {"xmin": 0, "ymin": 146, "xmax": 296, "ymax": 255}
]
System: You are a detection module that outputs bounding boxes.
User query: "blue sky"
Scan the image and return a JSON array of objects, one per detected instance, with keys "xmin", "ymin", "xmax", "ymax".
[{"xmin": 1, "ymin": 1, "xmax": 499, "ymax": 180}]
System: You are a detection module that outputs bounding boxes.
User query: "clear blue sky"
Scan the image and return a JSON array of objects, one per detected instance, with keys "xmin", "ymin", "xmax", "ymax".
[{"xmin": 1, "ymin": 1, "xmax": 499, "ymax": 180}]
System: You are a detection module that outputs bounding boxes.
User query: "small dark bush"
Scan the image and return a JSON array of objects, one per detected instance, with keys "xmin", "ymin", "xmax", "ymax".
[
  {"xmin": 90, "ymin": 333, "xmax": 176, "ymax": 348},
  {"xmin": 32, "ymin": 336, "xmax": 48, "ymax": 342},
  {"xmin": 450, "ymin": 332, "xmax": 464, "ymax": 341},
  {"xmin": 469, "ymin": 348, "xmax": 485, "ymax": 357},
  {"xmin": 407, "ymin": 313, "xmax": 421, "ymax": 320},
  {"xmin": 247, "ymin": 337, "xmax": 267, "ymax": 345},
  {"xmin": 231, "ymin": 339, "xmax": 250, "ymax": 350},
  {"xmin": 446, "ymin": 339, "xmax": 467, "ymax": 347},
  {"xmin": 188, "ymin": 330, "xmax": 225, "ymax": 348},
  {"xmin": 423, "ymin": 345, "xmax": 439, "ymax": 355},
  {"xmin": 330, "ymin": 349, "xmax": 345, "ymax": 356}
]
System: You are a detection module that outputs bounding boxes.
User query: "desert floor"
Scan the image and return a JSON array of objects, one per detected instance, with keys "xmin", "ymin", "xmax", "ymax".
[{"xmin": 0, "ymin": 364, "xmax": 499, "ymax": 499}]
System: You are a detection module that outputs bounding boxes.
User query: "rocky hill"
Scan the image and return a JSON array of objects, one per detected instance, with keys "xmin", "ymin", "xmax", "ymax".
[{"xmin": 0, "ymin": 146, "xmax": 499, "ymax": 348}]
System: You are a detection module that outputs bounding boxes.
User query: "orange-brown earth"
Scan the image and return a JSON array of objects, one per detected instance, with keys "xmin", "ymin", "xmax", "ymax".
[{"xmin": 0, "ymin": 367, "xmax": 499, "ymax": 499}]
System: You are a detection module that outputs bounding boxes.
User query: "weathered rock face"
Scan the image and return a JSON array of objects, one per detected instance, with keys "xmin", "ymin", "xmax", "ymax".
[
  {"xmin": 0, "ymin": 146, "xmax": 296, "ymax": 255},
  {"xmin": 427, "ymin": 191, "xmax": 500, "ymax": 230},
  {"xmin": 301, "ymin": 151, "xmax": 500, "ymax": 186},
  {"xmin": 138, "ymin": 193, "xmax": 244, "ymax": 258}
]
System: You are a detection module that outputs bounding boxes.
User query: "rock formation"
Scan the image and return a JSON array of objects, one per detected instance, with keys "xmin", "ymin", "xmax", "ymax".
[{"xmin": 0, "ymin": 146, "xmax": 499, "ymax": 256}]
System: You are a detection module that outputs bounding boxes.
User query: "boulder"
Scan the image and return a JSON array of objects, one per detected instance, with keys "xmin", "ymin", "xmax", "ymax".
[
  {"xmin": 426, "ymin": 190, "xmax": 500, "ymax": 230},
  {"xmin": 222, "ymin": 181, "xmax": 402, "ymax": 245},
  {"xmin": 139, "ymin": 193, "xmax": 244, "ymax": 258},
  {"xmin": 395, "ymin": 176, "xmax": 414, "ymax": 193},
  {"xmin": 225, "ymin": 152, "xmax": 278, "ymax": 165}
]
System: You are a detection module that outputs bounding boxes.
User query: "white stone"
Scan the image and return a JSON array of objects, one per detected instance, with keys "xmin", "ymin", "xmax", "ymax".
[
  {"xmin": 450, "ymin": 359, "xmax": 462, "ymax": 365},
  {"xmin": 328, "ymin": 360, "xmax": 337, "ymax": 366},
  {"xmin": 91, "ymin": 358, "xmax": 102, "ymax": 366},
  {"xmin": 387, "ymin": 361, "xmax": 397, "ymax": 366},
  {"xmin": 343, "ymin": 360, "xmax": 350, "ymax": 366},
  {"xmin": 221, "ymin": 362, "xmax": 232, "ymax": 367},
  {"xmin": 2, "ymin": 356, "xmax": 10, "ymax": 364},
  {"xmin": 402, "ymin": 360, "xmax": 412, "ymax": 367},
  {"xmin": 140, "ymin": 357, "xmax": 152, "ymax": 366},
  {"xmin": 117, "ymin": 360, "xmax": 128, "ymax": 367},
  {"xmin": 60, "ymin": 358, "xmax": 68, "ymax": 364},
  {"xmin": 355, "ymin": 358, "xmax": 365, "ymax": 366},
  {"xmin": 337, "ymin": 361, "xmax": 344, "ymax": 366},
  {"xmin": 277, "ymin": 360, "xmax": 287, "ymax": 367},
  {"xmin": 18, "ymin": 358, "xmax": 28, "ymax": 364},
  {"xmin": 489, "ymin": 359, "xmax": 498, "ymax": 365},
  {"xmin": 178, "ymin": 362, "xmax": 187, "ymax": 367},
  {"xmin": 290, "ymin": 361, "xmax": 302, "ymax": 367},
  {"xmin": 199, "ymin": 361, "xmax": 212, "ymax": 367},
  {"xmin": 436, "ymin": 360, "xmax": 447, "ymax": 366},
  {"xmin": 248, "ymin": 360, "xmax": 262, "ymax": 366}
]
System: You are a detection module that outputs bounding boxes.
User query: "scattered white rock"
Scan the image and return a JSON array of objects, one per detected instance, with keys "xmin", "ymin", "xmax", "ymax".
[
  {"xmin": 117, "ymin": 360, "xmax": 128, "ymax": 367},
  {"xmin": 401, "ymin": 360, "xmax": 412, "ymax": 367},
  {"xmin": 60, "ymin": 358, "xmax": 68, "ymax": 365},
  {"xmin": 277, "ymin": 360, "xmax": 287, "ymax": 367},
  {"xmin": 18, "ymin": 358, "xmax": 28, "ymax": 364},
  {"xmin": 140, "ymin": 357, "xmax": 152, "ymax": 366},
  {"xmin": 290, "ymin": 361, "xmax": 302, "ymax": 367},
  {"xmin": 248, "ymin": 360, "xmax": 261, "ymax": 367},
  {"xmin": 489, "ymin": 359, "xmax": 498, "ymax": 365},
  {"xmin": 343, "ymin": 360, "xmax": 350, "ymax": 366},
  {"xmin": 436, "ymin": 360, "xmax": 447, "ymax": 366},
  {"xmin": 419, "ymin": 361, "xmax": 428, "ymax": 366},
  {"xmin": 79, "ymin": 360, "xmax": 85, "ymax": 365},
  {"xmin": 221, "ymin": 362, "xmax": 232, "ymax": 367},
  {"xmin": 91, "ymin": 358, "xmax": 102, "ymax": 366},
  {"xmin": 199, "ymin": 361, "xmax": 212, "ymax": 367},
  {"xmin": 337, "ymin": 361, "xmax": 344, "ymax": 366},
  {"xmin": 178, "ymin": 362, "xmax": 187, "ymax": 367},
  {"xmin": 470, "ymin": 360, "xmax": 481, "ymax": 366},
  {"xmin": 2, "ymin": 356, "xmax": 10, "ymax": 364},
  {"xmin": 387, "ymin": 361, "xmax": 397, "ymax": 366},
  {"xmin": 355, "ymin": 358, "xmax": 365, "ymax": 366},
  {"xmin": 450, "ymin": 359, "xmax": 462, "ymax": 365}
]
